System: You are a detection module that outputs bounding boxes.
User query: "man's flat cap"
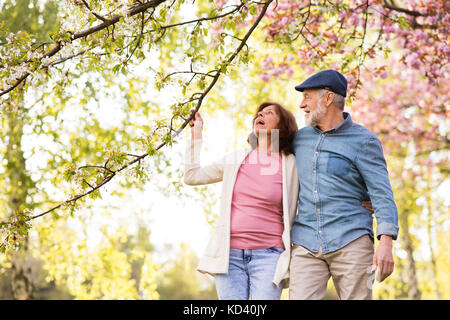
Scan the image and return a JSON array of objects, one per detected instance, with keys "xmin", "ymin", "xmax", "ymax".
[{"xmin": 295, "ymin": 69, "xmax": 347, "ymax": 97}]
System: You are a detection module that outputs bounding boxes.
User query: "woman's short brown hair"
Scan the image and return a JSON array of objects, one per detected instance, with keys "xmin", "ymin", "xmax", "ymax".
[{"xmin": 247, "ymin": 101, "xmax": 298, "ymax": 155}]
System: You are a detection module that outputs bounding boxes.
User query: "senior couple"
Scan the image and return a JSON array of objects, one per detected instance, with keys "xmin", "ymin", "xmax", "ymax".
[{"xmin": 184, "ymin": 70, "xmax": 399, "ymax": 300}]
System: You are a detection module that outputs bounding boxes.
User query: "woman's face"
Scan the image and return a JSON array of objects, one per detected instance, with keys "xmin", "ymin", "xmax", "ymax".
[{"xmin": 253, "ymin": 105, "xmax": 280, "ymax": 135}]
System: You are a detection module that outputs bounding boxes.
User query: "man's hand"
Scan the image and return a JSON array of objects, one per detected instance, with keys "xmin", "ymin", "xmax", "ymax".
[{"xmin": 371, "ymin": 235, "xmax": 394, "ymax": 282}]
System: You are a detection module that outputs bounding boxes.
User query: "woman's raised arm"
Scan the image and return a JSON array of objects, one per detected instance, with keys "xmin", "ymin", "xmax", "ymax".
[{"xmin": 184, "ymin": 110, "xmax": 224, "ymax": 185}]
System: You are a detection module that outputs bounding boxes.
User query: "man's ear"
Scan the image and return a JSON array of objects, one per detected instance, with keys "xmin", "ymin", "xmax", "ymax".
[{"xmin": 326, "ymin": 91, "xmax": 335, "ymax": 107}]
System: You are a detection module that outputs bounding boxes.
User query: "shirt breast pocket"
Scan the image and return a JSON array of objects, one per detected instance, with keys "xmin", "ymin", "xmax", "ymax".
[{"xmin": 327, "ymin": 153, "xmax": 352, "ymax": 176}]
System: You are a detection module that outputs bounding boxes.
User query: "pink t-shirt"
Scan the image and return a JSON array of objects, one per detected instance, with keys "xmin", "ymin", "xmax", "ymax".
[{"xmin": 230, "ymin": 149, "xmax": 284, "ymax": 249}]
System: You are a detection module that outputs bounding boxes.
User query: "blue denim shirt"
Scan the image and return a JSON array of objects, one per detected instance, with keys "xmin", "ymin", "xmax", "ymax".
[{"xmin": 291, "ymin": 112, "xmax": 399, "ymax": 253}]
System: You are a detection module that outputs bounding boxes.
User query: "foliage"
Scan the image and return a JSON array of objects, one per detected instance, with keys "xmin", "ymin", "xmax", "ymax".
[
  {"xmin": 0, "ymin": 0, "xmax": 448, "ymax": 299},
  {"xmin": 33, "ymin": 213, "xmax": 160, "ymax": 299},
  {"xmin": 156, "ymin": 243, "xmax": 217, "ymax": 299}
]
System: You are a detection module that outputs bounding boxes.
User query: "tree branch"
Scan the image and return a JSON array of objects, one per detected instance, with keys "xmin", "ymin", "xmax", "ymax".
[
  {"xmin": 159, "ymin": 3, "xmax": 245, "ymax": 30},
  {"xmin": 0, "ymin": 0, "xmax": 275, "ymax": 231},
  {"xmin": 81, "ymin": 0, "xmax": 108, "ymax": 22},
  {"xmin": 383, "ymin": 1, "xmax": 428, "ymax": 17},
  {"xmin": 353, "ymin": 0, "xmax": 370, "ymax": 93},
  {"xmin": 125, "ymin": 11, "xmax": 146, "ymax": 63},
  {"xmin": 0, "ymin": 0, "xmax": 168, "ymax": 97}
]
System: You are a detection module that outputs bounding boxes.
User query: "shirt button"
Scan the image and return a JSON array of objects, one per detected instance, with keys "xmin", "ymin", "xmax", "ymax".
[
  {"xmin": 315, "ymin": 151, "xmax": 318, "ymax": 155},
  {"xmin": 319, "ymin": 230, "xmax": 322, "ymax": 234},
  {"xmin": 314, "ymin": 190, "xmax": 318, "ymax": 193},
  {"xmin": 321, "ymin": 134, "xmax": 325, "ymax": 137},
  {"xmin": 313, "ymin": 170, "xmax": 316, "ymax": 174},
  {"xmin": 316, "ymin": 208, "xmax": 320, "ymax": 212}
]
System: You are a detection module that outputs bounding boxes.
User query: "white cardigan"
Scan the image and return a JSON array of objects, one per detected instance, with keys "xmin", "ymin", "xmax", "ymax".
[{"xmin": 184, "ymin": 122, "xmax": 299, "ymax": 287}]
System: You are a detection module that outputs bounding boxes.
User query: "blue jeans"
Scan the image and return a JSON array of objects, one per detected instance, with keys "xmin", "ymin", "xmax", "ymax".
[{"xmin": 215, "ymin": 248, "xmax": 283, "ymax": 300}]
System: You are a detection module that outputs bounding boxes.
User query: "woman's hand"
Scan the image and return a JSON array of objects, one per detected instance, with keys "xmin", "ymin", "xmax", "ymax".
[
  {"xmin": 362, "ymin": 201, "xmax": 374, "ymax": 214},
  {"xmin": 189, "ymin": 109, "xmax": 203, "ymax": 140}
]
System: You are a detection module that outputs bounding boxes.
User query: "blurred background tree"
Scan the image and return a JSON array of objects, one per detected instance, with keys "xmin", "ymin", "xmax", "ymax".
[{"xmin": 0, "ymin": 0, "xmax": 59, "ymax": 299}]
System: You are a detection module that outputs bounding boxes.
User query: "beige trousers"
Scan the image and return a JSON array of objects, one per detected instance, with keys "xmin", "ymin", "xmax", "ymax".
[{"xmin": 289, "ymin": 234, "xmax": 374, "ymax": 300}]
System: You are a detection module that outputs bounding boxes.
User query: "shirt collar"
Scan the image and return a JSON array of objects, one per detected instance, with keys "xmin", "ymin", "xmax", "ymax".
[{"xmin": 314, "ymin": 112, "xmax": 353, "ymax": 134}]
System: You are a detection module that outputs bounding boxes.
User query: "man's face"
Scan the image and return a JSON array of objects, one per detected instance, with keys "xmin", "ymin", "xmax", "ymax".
[{"xmin": 299, "ymin": 89, "xmax": 327, "ymax": 127}]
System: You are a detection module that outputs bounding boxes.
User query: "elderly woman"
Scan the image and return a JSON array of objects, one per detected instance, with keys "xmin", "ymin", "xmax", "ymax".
[{"xmin": 184, "ymin": 102, "xmax": 299, "ymax": 300}]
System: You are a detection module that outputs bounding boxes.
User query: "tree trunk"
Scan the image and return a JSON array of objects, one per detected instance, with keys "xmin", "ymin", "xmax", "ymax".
[
  {"xmin": 5, "ymin": 86, "xmax": 35, "ymax": 300},
  {"xmin": 11, "ymin": 247, "xmax": 34, "ymax": 300},
  {"xmin": 399, "ymin": 211, "xmax": 421, "ymax": 300},
  {"xmin": 425, "ymin": 173, "xmax": 441, "ymax": 299}
]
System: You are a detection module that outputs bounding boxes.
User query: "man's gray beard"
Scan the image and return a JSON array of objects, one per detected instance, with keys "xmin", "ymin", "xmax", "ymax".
[{"xmin": 306, "ymin": 99, "xmax": 327, "ymax": 127}]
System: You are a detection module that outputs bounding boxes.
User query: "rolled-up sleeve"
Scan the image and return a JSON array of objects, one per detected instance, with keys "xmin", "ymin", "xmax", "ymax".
[{"xmin": 356, "ymin": 136, "xmax": 399, "ymax": 240}]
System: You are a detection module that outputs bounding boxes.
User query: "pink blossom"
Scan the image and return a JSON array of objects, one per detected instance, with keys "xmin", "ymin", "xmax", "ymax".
[
  {"xmin": 264, "ymin": 10, "xmax": 276, "ymax": 18},
  {"xmin": 210, "ymin": 41, "xmax": 219, "ymax": 50},
  {"xmin": 414, "ymin": 30, "xmax": 428, "ymax": 41},
  {"xmin": 418, "ymin": 7, "xmax": 428, "ymax": 15},
  {"xmin": 236, "ymin": 21, "xmax": 248, "ymax": 29},
  {"xmin": 211, "ymin": 22, "xmax": 223, "ymax": 37},
  {"xmin": 310, "ymin": 38, "xmax": 320, "ymax": 48},
  {"xmin": 262, "ymin": 57, "xmax": 273, "ymax": 70},
  {"xmin": 280, "ymin": 17, "xmax": 289, "ymax": 27},
  {"xmin": 260, "ymin": 73, "xmax": 270, "ymax": 82},
  {"xmin": 277, "ymin": 3, "xmax": 292, "ymax": 10},
  {"xmin": 214, "ymin": 0, "xmax": 226, "ymax": 10},
  {"xmin": 286, "ymin": 67, "xmax": 294, "ymax": 78},
  {"xmin": 426, "ymin": 15, "xmax": 439, "ymax": 25},
  {"xmin": 406, "ymin": 52, "xmax": 421, "ymax": 69},
  {"xmin": 384, "ymin": 25, "xmax": 395, "ymax": 33},
  {"xmin": 445, "ymin": 46, "xmax": 450, "ymax": 56},
  {"xmin": 406, "ymin": 41, "xmax": 416, "ymax": 49},
  {"xmin": 349, "ymin": 13, "xmax": 360, "ymax": 26},
  {"xmin": 346, "ymin": 75, "xmax": 356, "ymax": 90},
  {"xmin": 380, "ymin": 71, "xmax": 388, "ymax": 79},
  {"xmin": 271, "ymin": 67, "xmax": 284, "ymax": 77}
]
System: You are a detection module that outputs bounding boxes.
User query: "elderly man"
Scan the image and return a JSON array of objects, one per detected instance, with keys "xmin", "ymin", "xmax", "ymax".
[{"xmin": 290, "ymin": 70, "xmax": 399, "ymax": 300}]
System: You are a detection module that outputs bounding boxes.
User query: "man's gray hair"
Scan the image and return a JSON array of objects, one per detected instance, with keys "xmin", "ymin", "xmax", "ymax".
[
  {"xmin": 333, "ymin": 92, "xmax": 345, "ymax": 110},
  {"xmin": 318, "ymin": 88, "xmax": 345, "ymax": 110}
]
